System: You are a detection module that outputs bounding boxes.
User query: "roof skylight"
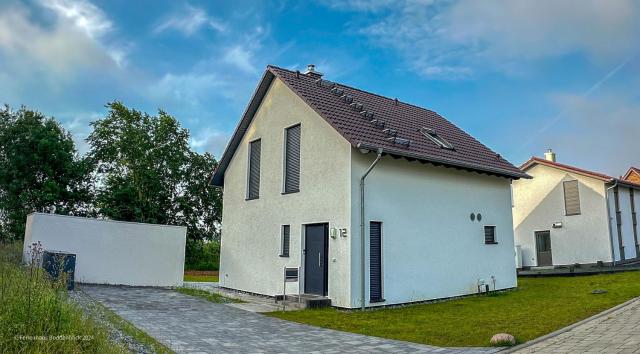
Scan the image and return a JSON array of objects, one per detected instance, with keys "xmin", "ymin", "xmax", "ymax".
[{"xmin": 420, "ymin": 127, "xmax": 454, "ymax": 150}]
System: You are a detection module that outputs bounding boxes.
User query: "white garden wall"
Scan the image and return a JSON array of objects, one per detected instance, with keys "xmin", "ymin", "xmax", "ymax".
[{"xmin": 23, "ymin": 213, "xmax": 186, "ymax": 287}]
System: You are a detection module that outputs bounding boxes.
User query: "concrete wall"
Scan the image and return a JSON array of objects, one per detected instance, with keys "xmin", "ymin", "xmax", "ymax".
[
  {"xmin": 350, "ymin": 153, "xmax": 518, "ymax": 307},
  {"xmin": 608, "ymin": 186, "xmax": 638, "ymax": 261},
  {"xmin": 218, "ymin": 78, "xmax": 354, "ymax": 307},
  {"xmin": 512, "ymin": 164, "xmax": 612, "ymax": 266},
  {"xmin": 22, "ymin": 213, "xmax": 186, "ymax": 286}
]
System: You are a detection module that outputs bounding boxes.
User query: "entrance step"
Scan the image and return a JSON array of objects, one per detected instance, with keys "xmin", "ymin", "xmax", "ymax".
[{"xmin": 275, "ymin": 294, "xmax": 331, "ymax": 310}]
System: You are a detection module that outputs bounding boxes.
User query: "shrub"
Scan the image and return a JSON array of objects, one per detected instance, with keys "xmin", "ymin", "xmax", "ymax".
[
  {"xmin": 0, "ymin": 242, "xmax": 122, "ymax": 353},
  {"xmin": 185, "ymin": 240, "xmax": 220, "ymax": 271}
]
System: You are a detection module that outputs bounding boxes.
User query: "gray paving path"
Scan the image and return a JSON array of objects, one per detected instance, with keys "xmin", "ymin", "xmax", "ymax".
[
  {"xmin": 81, "ymin": 285, "xmax": 499, "ymax": 354},
  {"xmin": 513, "ymin": 298, "xmax": 640, "ymax": 353}
]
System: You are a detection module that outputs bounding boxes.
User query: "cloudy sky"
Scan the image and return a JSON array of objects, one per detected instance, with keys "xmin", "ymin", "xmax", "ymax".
[{"xmin": 1, "ymin": 0, "xmax": 639, "ymax": 176}]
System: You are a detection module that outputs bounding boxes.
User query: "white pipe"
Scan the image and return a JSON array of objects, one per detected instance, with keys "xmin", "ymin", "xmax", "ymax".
[
  {"xmin": 605, "ymin": 180, "xmax": 619, "ymax": 266},
  {"xmin": 359, "ymin": 148, "xmax": 383, "ymax": 310}
]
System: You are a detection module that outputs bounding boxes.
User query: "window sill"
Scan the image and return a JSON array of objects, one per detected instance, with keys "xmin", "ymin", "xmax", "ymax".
[
  {"xmin": 485, "ymin": 242, "xmax": 498, "ymax": 245},
  {"xmin": 281, "ymin": 190, "xmax": 300, "ymax": 195},
  {"xmin": 565, "ymin": 213, "xmax": 581, "ymax": 216},
  {"xmin": 370, "ymin": 298, "xmax": 386, "ymax": 304},
  {"xmin": 245, "ymin": 197, "xmax": 259, "ymax": 201},
  {"xmin": 279, "ymin": 254, "xmax": 289, "ymax": 258}
]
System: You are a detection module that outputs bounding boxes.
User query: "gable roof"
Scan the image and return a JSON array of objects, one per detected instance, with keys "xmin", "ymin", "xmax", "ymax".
[
  {"xmin": 521, "ymin": 157, "xmax": 640, "ymax": 190},
  {"xmin": 521, "ymin": 157, "xmax": 614, "ymax": 182},
  {"xmin": 623, "ymin": 166, "xmax": 640, "ymax": 180},
  {"xmin": 211, "ymin": 65, "xmax": 529, "ymax": 186}
]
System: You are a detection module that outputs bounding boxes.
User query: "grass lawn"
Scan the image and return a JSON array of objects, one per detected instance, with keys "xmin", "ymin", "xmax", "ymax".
[
  {"xmin": 184, "ymin": 274, "xmax": 219, "ymax": 282},
  {"xmin": 175, "ymin": 287, "xmax": 243, "ymax": 303},
  {"xmin": 268, "ymin": 272, "xmax": 640, "ymax": 347}
]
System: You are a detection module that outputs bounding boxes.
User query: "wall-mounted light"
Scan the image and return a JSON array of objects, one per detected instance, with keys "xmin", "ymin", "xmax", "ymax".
[
  {"xmin": 552, "ymin": 222, "xmax": 563, "ymax": 229},
  {"xmin": 330, "ymin": 228, "xmax": 338, "ymax": 239}
]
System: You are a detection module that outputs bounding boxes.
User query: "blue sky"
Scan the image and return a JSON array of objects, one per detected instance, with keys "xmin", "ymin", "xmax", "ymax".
[{"xmin": 1, "ymin": 0, "xmax": 639, "ymax": 175}]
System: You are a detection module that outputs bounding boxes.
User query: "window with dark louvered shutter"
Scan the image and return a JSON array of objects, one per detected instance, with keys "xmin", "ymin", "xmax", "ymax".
[
  {"xmin": 484, "ymin": 226, "xmax": 496, "ymax": 244},
  {"xmin": 370, "ymin": 221, "xmax": 383, "ymax": 302},
  {"xmin": 247, "ymin": 139, "xmax": 261, "ymax": 200},
  {"xmin": 280, "ymin": 225, "xmax": 290, "ymax": 257},
  {"xmin": 284, "ymin": 124, "xmax": 301, "ymax": 193},
  {"xmin": 563, "ymin": 180, "xmax": 581, "ymax": 215}
]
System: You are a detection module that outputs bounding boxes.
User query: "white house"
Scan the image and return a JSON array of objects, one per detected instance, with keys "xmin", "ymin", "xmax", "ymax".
[
  {"xmin": 512, "ymin": 150, "xmax": 640, "ymax": 268},
  {"xmin": 211, "ymin": 65, "xmax": 529, "ymax": 309}
]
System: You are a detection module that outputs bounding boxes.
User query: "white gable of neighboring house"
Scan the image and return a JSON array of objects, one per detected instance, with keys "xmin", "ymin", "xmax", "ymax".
[{"xmin": 513, "ymin": 163, "xmax": 612, "ymax": 267}]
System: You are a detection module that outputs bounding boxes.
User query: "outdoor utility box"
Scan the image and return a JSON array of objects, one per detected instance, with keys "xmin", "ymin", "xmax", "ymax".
[{"xmin": 42, "ymin": 250, "xmax": 76, "ymax": 290}]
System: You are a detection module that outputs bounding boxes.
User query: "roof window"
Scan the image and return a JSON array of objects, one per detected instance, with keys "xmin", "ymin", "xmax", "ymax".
[{"xmin": 420, "ymin": 127, "xmax": 454, "ymax": 150}]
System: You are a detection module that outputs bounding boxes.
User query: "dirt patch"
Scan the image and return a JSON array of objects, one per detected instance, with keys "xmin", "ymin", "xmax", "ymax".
[{"xmin": 184, "ymin": 270, "xmax": 219, "ymax": 276}]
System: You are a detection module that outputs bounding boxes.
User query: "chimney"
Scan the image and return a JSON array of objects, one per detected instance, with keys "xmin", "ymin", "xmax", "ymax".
[
  {"xmin": 544, "ymin": 148, "xmax": 556, "ymax": 162},
  {"xmin": 304, "ymin": 64, "xmax": 323, "ymax": 79}
]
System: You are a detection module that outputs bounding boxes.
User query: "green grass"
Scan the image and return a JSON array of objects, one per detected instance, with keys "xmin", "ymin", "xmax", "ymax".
[
  {"xmin": 184, "ymin": 274, "xmax": 219, "ymax": 282},
  {"xmin": 175, "ymin": 287, "xmax": 243, "ymax": 303},
  {"xmin": 0, "ymin": 242, "xmax": 123, "ymax": 353},
  {"xmin": 268, "ymin": 272, "xmax": 640, "ymax": 347}
]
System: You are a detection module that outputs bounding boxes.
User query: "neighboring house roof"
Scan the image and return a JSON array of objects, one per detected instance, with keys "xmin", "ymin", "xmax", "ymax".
[
  {"xmin": 521, "ymin": 157, "xmax": 640, "ymax": 189},
  {"xmin": 520, "ymin": 157, "xmax": 614, "ymax": 181},
  {"xmin": 623, "ymin": 167, "xmax": 640, "ymax": 180},
  {"xmin": 211, "ymin": 65, "xmax": 529, "ymax": 186}
]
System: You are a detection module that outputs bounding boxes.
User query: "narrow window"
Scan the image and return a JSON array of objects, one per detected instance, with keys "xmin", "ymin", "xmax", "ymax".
[
  {"xmin": 284, "ymin": 124, "xmax": 301, "ymax": 193},
  {"xmin": 484, "ymin": 226, "xmax": 497, "ymax": 244},
  {"xmin": 563, "ymin": 180, "xmax": 581, "ymax": 215},
  {"xmin": 247, "ymin": 139, "xmax": 261, "ymax": 200},
  {"xmin": 419, "ymin": 127, "xmax": 454, "ymax": 150},
  {"xmin": 280, "ymin": 225, "xmax": 290, "ymax": 257},
  {"xmin": 370, "ymin": 221, "xmax": 383, "ymax": 302}
]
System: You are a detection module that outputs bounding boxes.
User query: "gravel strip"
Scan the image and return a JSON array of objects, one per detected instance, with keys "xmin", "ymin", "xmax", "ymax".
[{"xmin": 68, "ymin": 288, "xmax": 153, "ymax": 354}]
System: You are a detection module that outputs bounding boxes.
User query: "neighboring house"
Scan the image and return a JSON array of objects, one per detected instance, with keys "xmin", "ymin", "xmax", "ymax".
[
  {"xmin": 211, "ymin": 65, "xmax": 528, "ymax": 309},
  {"xmin": 513, "ymin": 150, "xmax": 640, "ymax": 268},
  {"xmin": 623, "ymin": 167, "xmax": 640, "ymax": 184}
]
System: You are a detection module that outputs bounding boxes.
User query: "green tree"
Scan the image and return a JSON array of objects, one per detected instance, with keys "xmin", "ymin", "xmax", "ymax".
[
  {"xmin": 0, "ymin": 106, "xmax": 93, "ymax": 242},
  {"xmin": 87, "ymin": 102, "xmax": 222, "ymax": 250}
]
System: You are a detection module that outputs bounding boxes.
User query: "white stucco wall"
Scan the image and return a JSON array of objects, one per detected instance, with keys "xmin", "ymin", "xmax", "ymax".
[
  {"xmin": 218, "ymin": 78, "xmax": 354, "ymax": 307},
  {"xmin": 22, "ymin": 213, "xmax": 186, "ymax": 286},
  {"xmin": 512, "ymin": 164, "xmax": 612, "ymax": 266},
  {"xmin": 350, "ymin": 153, "xmax": 518, "ymax": 307},
  {"xmin": 608, "ymin": 186, "xmax": 638, "ymax": 261}
]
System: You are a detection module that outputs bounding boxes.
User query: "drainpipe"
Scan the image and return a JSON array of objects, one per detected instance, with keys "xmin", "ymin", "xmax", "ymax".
[
  {"xmin": 605, "ymin": 180, "xmax": 619, "ymax": 266},
  {"xmin": 359, "ymin": 147, "xmax": 383, "ymax": 310}
]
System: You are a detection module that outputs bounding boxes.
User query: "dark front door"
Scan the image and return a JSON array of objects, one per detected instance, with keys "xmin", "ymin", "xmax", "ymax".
[
  {"xmin": 304, "ymin": 223, "xmax": 328, "ymax": 296},
  {"xmin": 535, "ymin": 231, "xmax": 553, "ymax": 266}
]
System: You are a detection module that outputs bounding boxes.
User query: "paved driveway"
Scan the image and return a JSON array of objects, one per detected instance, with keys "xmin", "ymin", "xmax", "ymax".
[
  {"xmin": 513, "ymin": 298, "xmax": 640, "ymax": 353},
  {"xmin": 82, "ymin": 285, "xmax": 498, "ymax": 354}
]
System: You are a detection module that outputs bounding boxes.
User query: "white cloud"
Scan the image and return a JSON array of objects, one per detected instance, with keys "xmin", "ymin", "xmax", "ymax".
[
  {"xmin": 0, "ymin": 4, "xmax": 112, "ymax": 77},
  {"xmin": 149, "ymin": 72, "xmax": 229, "ymax": 108},
  {"xmin": 154, "ymin": 4, "xmax": 226, "ymax": 36},
  {"xmin": 39, "ymin": 0, "xmax": 112, "ymax": 39},
  {"xmin": 223, "ymin": 46, "xmax": 257, "ymax": 73},
  {"xmin": 335, "ymin": 0, "xmax": 640, "ymax": 78},
  {"xmin": 189, "ymin": 128, "xmax": 231, "ymax": 156}
]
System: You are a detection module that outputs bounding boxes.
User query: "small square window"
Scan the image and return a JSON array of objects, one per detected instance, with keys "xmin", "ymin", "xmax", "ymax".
[{"xmin": 484, "ymin": 226, "xmax": 497, "ymax": 244}]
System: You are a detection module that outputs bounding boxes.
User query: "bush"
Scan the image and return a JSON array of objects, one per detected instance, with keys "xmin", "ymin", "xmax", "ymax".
[
  {"xmin": 185, "ymin": 240, "xmax": 220, "ymax": 271},
  {"xmin": 0, "ymin": 242, "xmax": 122, "ymax": 353}
]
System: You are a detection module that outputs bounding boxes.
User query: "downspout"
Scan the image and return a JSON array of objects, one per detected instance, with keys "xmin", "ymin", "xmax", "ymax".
[
  {"xmin": 359, "ymin": 147, "xmax": 383, "ymax": 310},
  {"xmin": 605, "ymin": 180, "xmax": 619, "ymax": 266}
]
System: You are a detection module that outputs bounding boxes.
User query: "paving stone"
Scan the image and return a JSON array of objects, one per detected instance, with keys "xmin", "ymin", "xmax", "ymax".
[{"xmin": 82, "ymin": 285, "xmax": 497, "ymax": 353}]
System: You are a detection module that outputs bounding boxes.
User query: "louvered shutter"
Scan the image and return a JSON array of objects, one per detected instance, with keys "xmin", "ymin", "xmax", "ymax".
[
  {"xmin": 369, "ymin": 221, "xmax": 383, "ymax": 302},
  {"xmin": 247, "ymin": 140, "xmax": 261, "ymax": 199},
  {"xmin": 284, "ymin": 125, "xmax": 301, "ymax": 193},
  {"xmin": 484, "ymin": 226, "xmax": 496, "ymax": 244},
  {"xmin": 563, "ymin": 180, "xmax": 581, "ymax": 215},
  {"xmin": 281, "ymin": 225, "xmax": 290, "ymax": 257}
]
